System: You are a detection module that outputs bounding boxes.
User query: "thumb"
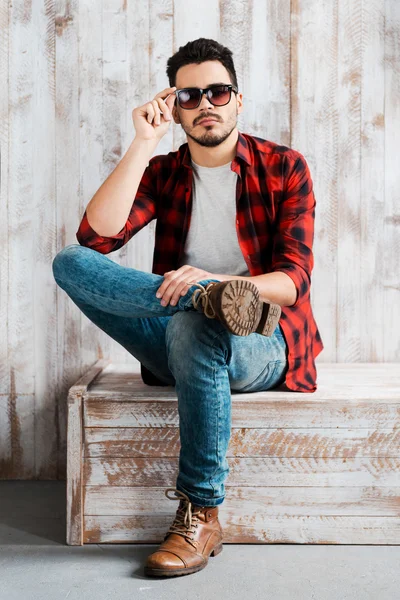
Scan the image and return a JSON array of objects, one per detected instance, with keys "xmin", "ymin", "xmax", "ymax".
[{"xmin": 166, "ymin": 91, "xmax": 177, "ymax": 111}]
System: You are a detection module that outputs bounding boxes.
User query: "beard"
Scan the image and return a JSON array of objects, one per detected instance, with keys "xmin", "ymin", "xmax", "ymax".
[{"xmin": 182, "ymin": 112, "xmax": 238, "ymax": 148}]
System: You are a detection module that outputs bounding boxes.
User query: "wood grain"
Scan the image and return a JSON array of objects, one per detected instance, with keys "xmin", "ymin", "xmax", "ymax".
[
  {"xmin": 0, "ymin": 1, "xmax": 399, "ymax": 491},
  {"xmin": 66, "ymin": 360, "xmax": 400, "ymax": 545}
]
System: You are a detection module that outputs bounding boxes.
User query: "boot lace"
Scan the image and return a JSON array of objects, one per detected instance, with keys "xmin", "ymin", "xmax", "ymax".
[
  {"xmin": 163, "ymin": 488, "xmax": 204, "ymax": 549},
  {"xmin": 191, "ymin": 282, "xmax": 219, "ymax": 318}
]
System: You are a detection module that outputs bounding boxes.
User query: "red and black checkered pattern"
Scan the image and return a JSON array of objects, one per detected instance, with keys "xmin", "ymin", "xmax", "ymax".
[{"xmin": 76, "ymin": 131, "xmax": 324, "ymax": 392}]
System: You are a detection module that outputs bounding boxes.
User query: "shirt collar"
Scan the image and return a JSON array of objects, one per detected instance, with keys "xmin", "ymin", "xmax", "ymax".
[{"xmin": 179, "ymin": 130, "xmax": 252, "ymax": 168}]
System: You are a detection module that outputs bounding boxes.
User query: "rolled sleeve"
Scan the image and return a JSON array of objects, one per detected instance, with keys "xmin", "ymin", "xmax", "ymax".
[
  {"xmin": 271, "ymin": 153, "xmax": 316, "ymax": 307},
  {"xmin": 76, "ymin": 162, "xmax": 158, "ymax": 254}
]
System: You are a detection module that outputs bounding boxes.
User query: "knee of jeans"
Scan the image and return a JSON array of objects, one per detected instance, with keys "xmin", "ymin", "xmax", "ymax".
[
  {"xmin": 165, "ymin": 311, "xmax": 229, "ymax": 367},
  {"xmin": 52, "ymin": 244, "xmax": 84, "ymax": 281},
  {"xmin": 165, "ymin": 313, "xmax": 192, "ymax": 359}
]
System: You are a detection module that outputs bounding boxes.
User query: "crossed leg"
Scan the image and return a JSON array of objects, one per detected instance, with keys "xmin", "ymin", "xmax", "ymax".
[{"xmin": 52, "ymin": 244, "xmax": 288, "ymax": 504}]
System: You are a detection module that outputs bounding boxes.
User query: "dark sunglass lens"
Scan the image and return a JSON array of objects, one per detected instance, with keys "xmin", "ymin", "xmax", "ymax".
[
  {"xmin": 209, "ymin": 85, "xmax": 230, "ymax": 105},
  {"xmin": 178, "ymin": 89, "xmax": 201, "ymax": 108}
]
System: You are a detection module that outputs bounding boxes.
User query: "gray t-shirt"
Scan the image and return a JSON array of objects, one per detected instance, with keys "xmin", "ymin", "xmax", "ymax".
[{"xmin": 177, "ymin": 158, "xmax": 251, "ymax": 276}]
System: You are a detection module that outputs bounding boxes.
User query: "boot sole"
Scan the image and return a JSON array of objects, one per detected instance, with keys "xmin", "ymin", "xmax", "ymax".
[
  {"xmin": 212, "ymin": 280, "xmax": 281, "ymax": 337},
  {"xmin": 144, "ymin": 542, "xmax": 223, "ymax": 577},
  {"xmin": 254, "ymin": 301, "xmax": 282, "ymax": 336}
]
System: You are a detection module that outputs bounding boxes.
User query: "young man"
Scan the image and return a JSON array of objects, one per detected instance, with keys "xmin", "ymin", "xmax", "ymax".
[{"xmin": 52, "ymin": 37, "xmax": 324, "ymax": 577}]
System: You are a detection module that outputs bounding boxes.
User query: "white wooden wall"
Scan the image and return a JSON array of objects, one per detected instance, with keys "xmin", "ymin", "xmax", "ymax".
[{"xmin": 0, "ymin": 0, "xmax": 399, "ymax": 479}]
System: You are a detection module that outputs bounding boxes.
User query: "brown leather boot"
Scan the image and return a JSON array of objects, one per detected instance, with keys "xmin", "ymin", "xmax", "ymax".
[
  {"xmin": 190, "ymin": 279, "xmax": 281, "ymax": 337},
  {"xmin": 144, "ymin": 488, "xmax": 224, "ymax": 577}
]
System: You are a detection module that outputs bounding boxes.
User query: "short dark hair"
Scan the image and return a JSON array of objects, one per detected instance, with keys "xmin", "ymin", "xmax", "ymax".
[{"xmin": 166, "ymin": 38, "xmax": 238, "ymax": 89}]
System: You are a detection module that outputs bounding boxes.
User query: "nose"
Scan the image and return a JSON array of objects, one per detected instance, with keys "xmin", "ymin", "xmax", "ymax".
[{"xmin": 198, "ymin": 91, "xmax": 214, "ymax": 110}]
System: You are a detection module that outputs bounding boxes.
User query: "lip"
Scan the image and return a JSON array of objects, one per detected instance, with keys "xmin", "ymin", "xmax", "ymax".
[{"xmin": 198, "ymin": 118, "xmax": 218, "ymax": 125}]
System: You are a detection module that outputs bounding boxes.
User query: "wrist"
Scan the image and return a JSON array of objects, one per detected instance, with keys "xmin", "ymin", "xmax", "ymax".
[{"xmin": 130, "ymin": 136, "xmax": 159, "ymax": 153}]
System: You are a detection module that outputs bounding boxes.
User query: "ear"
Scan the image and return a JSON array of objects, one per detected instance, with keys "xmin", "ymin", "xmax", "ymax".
[
  {"xmin": 236, "ymin": 93, "xmax": 243, "ymax": 113},
  {"xmin": 236, "ymin": 92, "xmax": 244, "ymax": 116}
]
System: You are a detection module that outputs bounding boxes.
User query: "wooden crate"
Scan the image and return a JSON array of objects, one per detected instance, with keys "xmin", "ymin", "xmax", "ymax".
[{"xmin": 66, "ymin": 359, "xmax": 400, "ymax": 545}]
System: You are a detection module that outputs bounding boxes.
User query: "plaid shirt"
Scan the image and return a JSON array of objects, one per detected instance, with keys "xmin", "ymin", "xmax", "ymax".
[{"xmin": 76, "ymin": 131, "xmax": 324, "ymax": 392}]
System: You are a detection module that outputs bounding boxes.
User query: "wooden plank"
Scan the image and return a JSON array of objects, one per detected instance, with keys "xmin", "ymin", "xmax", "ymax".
[
  {"xmin": 83, "ymin": 401, "xmax": 400, "ymax": 428},
  {"xmin": 101, "ymin": 0, "xmax": 133, "ymax": 362},
  {"xmin": 78, "ymin": 0, "xmax": 116, "ymax": 367},
  {"xmin": 33, "ymin": 0, "xmax": 58, "ymax": 479},
  {"xmin": 291, "ymin": 0, "xmax": 336, "ymax": 358},
  {"xmin": 83, "ymin": 427, "xmax": 400, "ymax": 458},
  {"xmin": 6, "ymin": 0, "xmax": 41, "ymax": 478},
  {"xmin": 0, "ymin": 0, "xmax": 10, "ymax": 396},
  {"xmin": 83, "ymin": 485, "xmax": 400, "ymax": 517},
  {"xmin": 8, "ymin": 0, "xmax": 35, "ymax": 407},
  {"xmin": 224, "ymin": 0, "xmax": 291, "ymax": 145},
  {"xmin": 361, "ymin": 0, "xmax": 386, "ymax": 362},
  {"xmin": 384, "ymin": 0, "xmax": 400, "ymax": 357},
  {"xmin": 66, "ymin": 391, "xmax": 83, "ymax": 546},
  {"xmin": 66, "ymin": 359, "xmax": 109, "ymax": 545},
  {"xmin": 337, "ymin": 0, "xmax": 363, "ymax": 361},
  {"xmin": 71, "ymin": 359, "xmax": 110, "ymax": 396},
  {"xmin": 123, "ymin": 0, "xmax": 160, "ymax": 283},
  {"xmin": 86, "ymin": 363, "xmax": 400, "ymax": 400},
  {"xmin": 83, "ymin": 514, "xmax": 400, "ymax": 544},
  {"xmin": 55, "ymin": 0, "xmax": 81, "ymax": 479},
  {"xmin": 82, "ymin": 456, "xmax": 400, "ymax": 487}
]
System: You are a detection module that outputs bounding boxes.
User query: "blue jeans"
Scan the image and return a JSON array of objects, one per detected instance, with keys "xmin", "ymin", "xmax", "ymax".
[{"xmin": 52, "ymin": 244, "xmax": 288, "ymax": 507}]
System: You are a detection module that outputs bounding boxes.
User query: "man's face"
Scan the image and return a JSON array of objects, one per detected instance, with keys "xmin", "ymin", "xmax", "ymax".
[{"xmin": 172, "ymin": 60, "xmax": 243, "ymax": 148}]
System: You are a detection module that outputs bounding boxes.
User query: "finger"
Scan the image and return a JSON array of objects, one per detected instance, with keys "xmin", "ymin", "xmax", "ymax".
[
  {"xmin": 155, "ymin": 271, "xmax": 175, "ymax": 298},
  {"xmin": 166, "ymin": 92, "xmax": 177, "ymax": 111},
  {"xmin": 146, "ymin": 103, "xmax": 155, "ymax": 123},
  {"xmin": 156, "ymin": 277, "xmax": 175, "ymax": 300},
  {"xmin": 180, "ymin": 281, "xmax": 192, "ymax": 296},
  {"xmin": 170, "ymin": 281, "xmax": 193, "ymax": 306},
  {"xmin": 159, "ymin": 280, "xmax": 176, "ymax": 305},
  {"xmin": 167, "ymin": 272, "xmax": 198, "ymax": 306},
  {"xmin": 159, "ymin": 272, "xmax": 192, "ymax": 305},
  {"xmin": 151, "ymin": 99, "xmax": 161, "ymax": 125},
  {"xmin": 151, "ymin": 89, "xmax": 176, "ymax": 124},
  {"xmin": 157, "ymin": 97, "xmax": 171, "ymax": 120},
  {"xmin": 162, "ymin": 280, "xmax": 183, "ymax": 306},
  {"xmin": 154, "ymin": 86, "xmax": 177, "ymax": 100}
]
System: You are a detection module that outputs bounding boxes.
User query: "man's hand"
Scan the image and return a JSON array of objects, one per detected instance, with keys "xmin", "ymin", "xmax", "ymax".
[
  {"xmin": 156, "ymin": 266, "xmax": 220, "ymax": 307},
  {"xmin": 132, "ymin": 86, "xmax": 177, "ymax": 141}
]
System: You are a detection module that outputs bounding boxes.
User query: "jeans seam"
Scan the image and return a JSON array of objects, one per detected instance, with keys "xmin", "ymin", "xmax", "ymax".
[
  {"xmin": 207, "ymin": 328, "xmax": 230, "ymax": 498},
  {"xmin": 210, "ymin": 344, "xmax": 219, "ymax": 497},
  {"xmin": 54, "ymin": 276, "xmax": 161, "ymax": 310}
]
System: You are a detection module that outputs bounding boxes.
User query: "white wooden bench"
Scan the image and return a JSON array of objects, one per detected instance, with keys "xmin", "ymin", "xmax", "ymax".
[{"xmin": 66, "ymin": 359, "xmax": 400, "ymax": 545}]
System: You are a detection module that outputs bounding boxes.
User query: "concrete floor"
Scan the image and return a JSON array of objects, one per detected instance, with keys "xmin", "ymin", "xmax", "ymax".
[{"xmin": 1, "ymin": 481, "xmax": 399, "ymax": 600}]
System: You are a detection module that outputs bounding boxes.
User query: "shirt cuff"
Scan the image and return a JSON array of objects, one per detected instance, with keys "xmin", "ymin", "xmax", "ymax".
[{"xmin": 273, "ymin": 263, "xmax": 310, "ymax": 307}]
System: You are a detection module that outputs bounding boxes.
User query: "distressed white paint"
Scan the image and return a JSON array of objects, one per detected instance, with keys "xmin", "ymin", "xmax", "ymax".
[
  {"xmin": 66, "ymin": 360, "xmax": 400, "ymax": 545},
  {"xmin": 0, "ymin": 0, "xmax": 399, "ymax": 480}
]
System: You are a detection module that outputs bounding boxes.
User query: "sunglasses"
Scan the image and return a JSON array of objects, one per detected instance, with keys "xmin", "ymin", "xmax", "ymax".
[{"xmin": 172, "ymin": 84, "xmax": 238, "ymax": 109}]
